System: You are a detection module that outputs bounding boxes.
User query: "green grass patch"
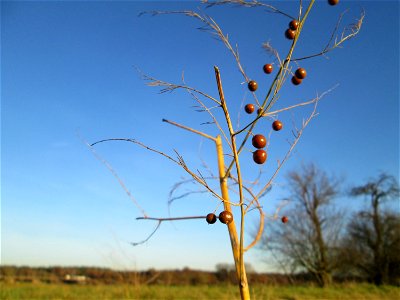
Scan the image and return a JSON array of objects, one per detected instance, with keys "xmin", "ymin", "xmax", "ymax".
[{"xmin": 1, "ymin": 282, "xmax": 399, "ymax": 299}]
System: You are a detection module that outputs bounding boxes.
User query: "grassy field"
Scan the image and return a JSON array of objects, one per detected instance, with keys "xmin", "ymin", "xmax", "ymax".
[{"xmin": 1, "ymin": 282, "xmax": 399, "ymax": 300}]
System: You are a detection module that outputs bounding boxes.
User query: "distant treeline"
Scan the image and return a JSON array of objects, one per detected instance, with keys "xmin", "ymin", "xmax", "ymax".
[{"xmin": 1, "ymin": 265, "xmax": 366, "ymax": 286}]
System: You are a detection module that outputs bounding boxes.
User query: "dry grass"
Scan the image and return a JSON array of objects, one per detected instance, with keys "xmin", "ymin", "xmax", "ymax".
[{"xmin": 1, "ymin": 282, "xmax": 399, "ymax": 300}]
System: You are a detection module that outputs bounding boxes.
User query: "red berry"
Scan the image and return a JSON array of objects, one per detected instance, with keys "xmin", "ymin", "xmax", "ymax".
[
  {"xmin": 219, "ymin": 211, "xmax": 233, "ymax": 224},
  {"xmin": 285, "ymin": 29, "xmax": 296, "ymax": 40},
  {"xmin": 252, "ymin": 134, "xmax": 267, "ymax": 149},
  {"xmin": 206, "ymin": 213, "xmax": 217, "ymax": 224},
  {"xmin": 281, "ymin": 216, "xmax": 289, "ymax": 223},
  {"xmin": 291, "ymin": 76, "xmax": 302, "ymax": 85},
  {"xmin": 295, "ymin": 68, "xmax": 307, "ymax": 79},
  {"xmin": 244, "ymin": 104, "xmax": 255, "ymax": 114},
  {"xmin": 263, "ymin": 64, "xmax": 273, "ymax": 74},
  {"xmin": 328, "ymin": 0, "xmax": 339, "ymax": 5},
  {"xmin": 272, "ymin": 120, "xmax": 283, "ymax": 131},
  {"xmin": 289, "ymin": 20, "xmax": 299, "ymax": 30},
  {"xmin": 257, "ymin": 108, "xmax": 263, "ymax": 115},
  {"xmin": 253, "ymin": 149, "xmax": 267, "ymax": 164},
  {"xmin": 248, "ymin": 80, "xmax": 258, "ymax": 92}
]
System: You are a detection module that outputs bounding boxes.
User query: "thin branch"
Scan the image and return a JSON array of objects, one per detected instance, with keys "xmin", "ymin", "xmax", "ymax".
[
  {"xmin": 139, "ymin": 70, "xmax": 220, "ymax": 105},
  {"xmin": 262, "ymin": 41, "xmax": 282, "ymax": 67},
  {"xmin": 292, "ymin": 10, "xmax": 365, "ymax": 61},
  {"xmin": 131, "ymin": 221, "xmax": 161, "ymax": 246},
  {"xmin": 136, "ymin": 216, "xmax": 206, "ymax": 221},
  {"xmin": 81, "ymin": 137, "xmax": 148, "ymax": 218},
  {"xmin": 262, "ymin": 85, "xmax": 338, "ymax": 117},
  {"xmin": 182, "ymin": 74, "xmax": 232, "ymax": 148},
  {"xmin": 202, "ymin": 0, "xmax": 295, "ymax": 19},
  {"xmin": 91, "ymin": 138, "xmax": 227, "ymax": 203},
  {"xmin": 162, "ymin": 118, "xmax": 216, "ymax": 141},
  {"xmin": 141, "ymin": 10, "xmax": 260, "ymax": 106}
]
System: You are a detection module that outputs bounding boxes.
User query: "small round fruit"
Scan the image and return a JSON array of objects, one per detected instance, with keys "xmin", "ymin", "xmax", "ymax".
[
  {"xmin": 281, "ymin": 216, "xmax": 289, "ymax": 223},
  {"xmin": 244, "ymin": 104, "xmax": 255, "ymax": 114},
  {"xmin": 328, "ymin": 0, "xmax": 339, "ymax": 5},
  {"xmin": 252, "ymin": 134, "xmax": 267, "ymax": 149},
  {"xmin": 295, "ymin": 68, "xmax": 307, "ymax": 79},
  {"xmin": 248, "ymin": 80, "xmax": 258, "ymax": 92},
  {"xmin": 285, "ymin": 29, "xmax": 296, "ymax": 40},
  {"xmin": 272, "ymin": 120, "xmax": 283, "ymax": 131},
  {"xmin": 206, "ymin": 213, "xmax": 217, "ymax": 224},
  {"xmin": 253, "ymin": 149, "xmax": 267, "ymax": 164},
  {"xmin": 257, "ymin": 108, "xmax": 263, "ymax": 115},
  {"xmin": 219, "ymin": 211, "xmax": 233, "ymax": 224},
  {"xmin": 291, "ymin": 76, "xmax": 302, "ymax": 85},
  {"xmin": 263, "ymin": 64, "xmax": 273, "ymax": 74},
  {"xmin": 289, "ymin": 20, "xmax": 299, "ymax": 30}
]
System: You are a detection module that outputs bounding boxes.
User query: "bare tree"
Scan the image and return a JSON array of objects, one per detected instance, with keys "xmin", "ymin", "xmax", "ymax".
[
  {"xmin": 341, "ymin": 173, "xmax": 400, "ymax": 285},
  {"xmin": 261, "ymin": 163, "xmax": 343, "ymax": 287}
]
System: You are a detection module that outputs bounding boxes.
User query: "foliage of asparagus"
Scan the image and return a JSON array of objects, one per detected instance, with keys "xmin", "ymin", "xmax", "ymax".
[{"xmin": 89, "ymin": 1, "xmax": 364, "ymax": 299}]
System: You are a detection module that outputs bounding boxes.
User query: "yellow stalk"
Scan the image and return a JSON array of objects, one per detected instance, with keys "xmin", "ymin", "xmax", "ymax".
[{"xmin": 215, "ymin": 135, "xmax": 250, "ymax": 300}]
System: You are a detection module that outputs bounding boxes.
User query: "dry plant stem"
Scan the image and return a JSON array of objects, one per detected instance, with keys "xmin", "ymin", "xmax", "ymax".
[
  {"xmin": 91, "ymin": 138, "xmax": 225, "ymax": 203},
  {"xmin": 84, "ymin": 139, "xmax": 148, "ymax": 218},
  {"xmin": 141, "ymin": 72, "xmax": 220, "ymax": 105},
  {"xmin": 144, "ymin": 9, "xmax": 260, "ymax": 106},
  {"xmin": 202, "ymin": 0, "xmax": 295, "ymax": 20},
  {"xmin": 292, "ymin": 10, "xmax": 365, "ymax": 61},
  {"xmin": 263, "ymin": 85, "xmax": 338, "ymax": 117},
  {"xmin": 162, "ymin": 118, "xmax": 216, "ymax": 141},
  {"xmin": 137, "ymin": 216, "xmax": 206, "ymax": 221},
  {"xmin": 183, "ymin": 81, "xmax": 232, "ymax": 148},
  {"xmin": 215, "ymin": 135, "xmax": 250, "ymax": 300},
  {"xmin": 214, "ymin": 67, "xmax": 247, "ymax": 289}
]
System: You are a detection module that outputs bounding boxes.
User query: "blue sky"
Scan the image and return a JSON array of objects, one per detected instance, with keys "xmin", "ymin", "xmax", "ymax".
[{"xmin": 1, "ymin": 1, "xmax": 399, "ymax": 272}]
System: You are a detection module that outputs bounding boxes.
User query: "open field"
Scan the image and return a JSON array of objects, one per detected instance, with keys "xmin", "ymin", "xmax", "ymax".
[{"xmin": 1, "ymin": 282, "xmax": 399, "ymax": 300}]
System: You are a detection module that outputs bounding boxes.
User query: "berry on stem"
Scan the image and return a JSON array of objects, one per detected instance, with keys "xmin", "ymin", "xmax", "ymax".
[
  {"xmin": 291, "ymin": 76, "xmax": 302, "ymax": 85},
  {"xmin": 272, "ymin": 120, "xmax": 283, "ymax": 131},
  {"xmin": 263, "ymin": 64, "xmax": 273, "ymax": 74},
  {"xmin": 285, "ymin": 29, "xmax": 296, "ymax": 40},
  {"xmin": 219, "ymin": 211, "xmax": 233, "ymax": 224},
  {"xmin": 206, "ymin": 213, "xmax": 217, "ymax": 224},
  {"xmin": 252, "ymin": 134, "xmax": 267, "ymax": 149},
  {"xmin": 281, "ymin": 216, "xmax": 289, "ymax": 223},
  {"xmin": 244, "ymin": 104, "xmax": 255, "ymax": 114},
  {"xmin": 253, "ymin": 149, "xmax": 267, "ymax": 164},
  {"xmin": 295, "ymin": 68, "xmax": 307, "ymax": 79},
  {"xmin": 289, "ymin": 20, "xmax": 299, "ymax": 30},
  {"xmin": 248, "ymin": 80, "xmax": 258, "ymax": 92}
]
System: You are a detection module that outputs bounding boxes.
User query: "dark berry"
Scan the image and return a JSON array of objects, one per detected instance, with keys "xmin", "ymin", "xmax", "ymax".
[
  {"xmin": 252, "ymin": 134, "xmax": 267, "ymax": 149},
  {"xmin": 253, "ymin": 149, "xmax": 267, "ymax": 164},
  {"xmin": 272, "ymin": 120, "xmax": 283, "ymax": 131},
  {"xmin": 248, "ymin": 80, "xmax": 258, "ymax": 92},
  {"xmin": 219, "ymin": 211, "xmax": 233, "ymax": 224},
  {"xmin": 244, "ymin": 104, "xmax": 255, "ymax": 114},
  {"xmin": 263, "ymin": 64, "xmax": 273, "ymax": 74},
  {"xmin": 206, "ymin": 213, "xmax": 217, "ymax": 224}
]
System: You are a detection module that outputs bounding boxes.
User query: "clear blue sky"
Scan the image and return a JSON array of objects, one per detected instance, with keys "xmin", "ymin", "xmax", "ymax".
[{"xmin": 1, "ymin": 1, "xmax": 399, "ymax": 272}]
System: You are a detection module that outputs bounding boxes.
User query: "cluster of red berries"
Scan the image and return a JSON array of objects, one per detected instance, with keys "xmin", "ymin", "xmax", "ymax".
[
  {"xmin": 206, "ymin": 211, "xmax": 233, "ymax": 225},
  {"xmin": 291, "ymin": 67, "xmax": 307, "ymax": 86},
  {"xmin": 285, "ymin": 19, "xmax": 299, "ymax": 40},
  {"xmin": 252, "ymin": 134, "xmax": 267, "ymax": 164}
]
